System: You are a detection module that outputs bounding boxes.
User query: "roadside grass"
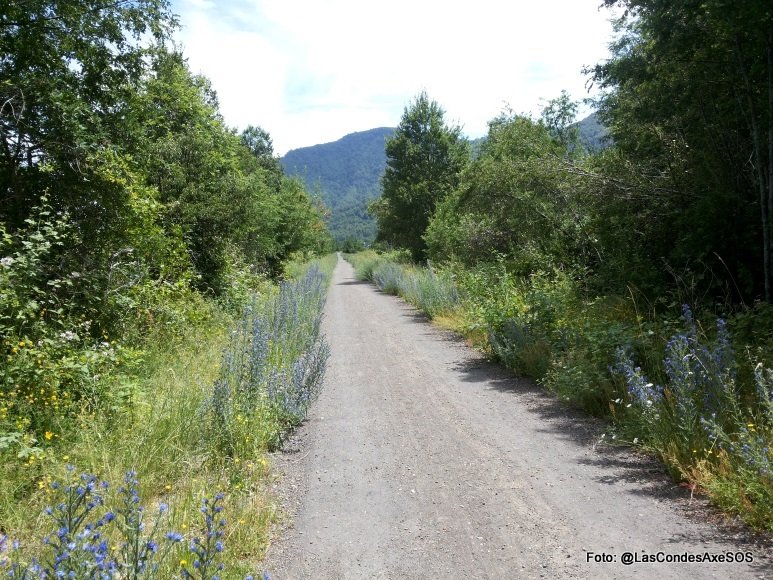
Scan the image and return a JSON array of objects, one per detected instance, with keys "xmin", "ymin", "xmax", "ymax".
[
  {"xmin": 283, "ymin": 252, "xmax": 338, "ymax": 284},
  {"xmin": 1, "ymin": 254, "xmax": 336, "ymax": 577},
  {"xmin": 346, "ymin": 250, "xmax": 773, "ymax": 533},
  {"xmin": 347, "ymin": 250, "xmax": 459, "ymax": 320},
  {"xmin": 1, "ymin": 310, "xmax": 276, "ymax": 577}
]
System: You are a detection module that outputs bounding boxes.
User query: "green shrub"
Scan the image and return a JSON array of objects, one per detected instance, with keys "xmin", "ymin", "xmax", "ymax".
[{"xmin": 614, "ymin": 307, "xmax": 773, "ymax": 529}]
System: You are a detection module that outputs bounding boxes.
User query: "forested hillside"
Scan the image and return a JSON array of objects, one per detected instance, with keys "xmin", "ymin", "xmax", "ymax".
[
  {"xmin": 361, "ymin": 0, "xmax": 773, "ymax": 531},
  {"xmin": 281, "ymin": 117, "xmax": 606, "ymax": 247},
  {"xmin": 281, "ymin": 127, "xmax": 395, "ymax": 245},
  {"xmin": 575, "ymin": 112, "xmax": 609, "ymax": 151}
]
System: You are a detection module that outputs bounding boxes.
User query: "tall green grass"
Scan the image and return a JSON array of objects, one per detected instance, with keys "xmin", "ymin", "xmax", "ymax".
[
  {"xmin": 347, "ymin": 250, "xmax": 459, "ymax": 319},
  {"xmin": 1, "ymin": 255, "xmax": 336, "ymax": 576}
]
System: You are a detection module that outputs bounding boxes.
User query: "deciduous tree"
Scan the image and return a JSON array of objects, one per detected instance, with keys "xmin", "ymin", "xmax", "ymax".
[{"xmin": 372, "ymin": 91, "xmax": 468, "ymax": 261}]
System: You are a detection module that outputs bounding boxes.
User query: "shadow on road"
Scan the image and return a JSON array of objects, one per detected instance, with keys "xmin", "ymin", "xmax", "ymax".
[{"xmin": 390, "ymin": 298, "xmax": 773, "ymax": 564}]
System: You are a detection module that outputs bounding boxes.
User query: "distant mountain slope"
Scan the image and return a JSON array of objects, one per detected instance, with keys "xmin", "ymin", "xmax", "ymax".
[
  {"xmin": 281, "ymin": 115, "xmax": 608, "ymax": 245},
  {"xmin": 281, "ymin": 127, "xmax": 394, "ymax": 244},
  {"xmin": 576, "ymin": 112, "xmax": 610, "ymax": 151}
]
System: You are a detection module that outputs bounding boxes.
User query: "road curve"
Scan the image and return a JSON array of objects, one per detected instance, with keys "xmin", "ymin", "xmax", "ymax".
[{"xmin": 264, "ymin": 256, "xmax": 771, "ymax": 579}]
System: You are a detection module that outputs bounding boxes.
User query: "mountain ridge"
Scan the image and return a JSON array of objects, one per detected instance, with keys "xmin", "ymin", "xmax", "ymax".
[
  {"xmin": 280, "ymin": 114, "xmax": 607, "ymax": 244},
  {"xmin": 281, "ymin": 127, "xmax": 394, "ymax": 244}
]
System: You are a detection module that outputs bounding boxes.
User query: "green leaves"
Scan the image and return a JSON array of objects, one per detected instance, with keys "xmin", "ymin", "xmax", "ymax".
[
  {"xmin": 592, "ymin": 0, "xmax": 773, "ymax": 301},
  {"xmin": 0, "ymin": 1, "xmax": 332, "ymax": 454},
  {"xmin": 374, "ymin": 91, "xmax": 469, "ymax": 261},
  {"xmin": 426, "ymin": 112, "xmax": 594, "ymax": 277}
]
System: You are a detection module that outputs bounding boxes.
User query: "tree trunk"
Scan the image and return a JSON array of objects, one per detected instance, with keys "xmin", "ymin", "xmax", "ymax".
[
  {"xmin": 767, "ymin": 29, "xmax": 773, "ymax": 301},
  {"xmin": 735, "ymin": 36, "xmax": 770, "ymax": 301}
]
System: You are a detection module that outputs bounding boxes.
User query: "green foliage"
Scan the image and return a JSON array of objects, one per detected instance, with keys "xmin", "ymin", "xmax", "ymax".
[
  {"xmin": 0, "ymin": 201, "xmax": 178, "ymax": 456},
  {"xmin": 590, "ymin": 0, "xmax": 773, "ymax": 302},
  {"xmin": 338, "ymin": 237, "xmax": 366, "ymax": 253},
  {"xmin": 348, "ymin": 251, "xmax": 460, "ymax": 320},
  {"xmin": 372, "ymin": 92, "xmax": 469, "ymax": 261},
  {"xmin": 0, "ymin": 0, "xmax": 175, "ymax": 225},
  {"xmin": 134, "ymin": 51, "xmax": 331, "ymax": 289},
  {"xmin": 540, "ymin": 90, "xmax": 581, "ymax": 152},
  {"xmin": 426, "ymin": 112, "xmax": 597, "ymax": 278},
  {"xmin": 1, "ymin": 251, "xmax": 335, "ymax": 574},
  {"xmin": 282, "ymin": 127, "xmax": 395, "ymax": 245},
  {"xmin": 0, "ymin": 3, "xmax": 333, "ymax": 563}
]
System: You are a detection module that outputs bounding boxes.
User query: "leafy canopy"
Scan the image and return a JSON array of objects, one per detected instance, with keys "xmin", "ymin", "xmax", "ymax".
[{"xmin": 372, "ymin": 91, "xmax": 468, "ymax": 261}]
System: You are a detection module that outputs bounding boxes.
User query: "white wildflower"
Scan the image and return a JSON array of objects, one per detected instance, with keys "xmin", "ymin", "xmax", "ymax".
[
  {"xmin": 0, "ymin": 257, "xmax": 14, "ymax": 268},
  {"xmin": 60, "ymin": 331, "xmax": 77, "ymax": 341}
]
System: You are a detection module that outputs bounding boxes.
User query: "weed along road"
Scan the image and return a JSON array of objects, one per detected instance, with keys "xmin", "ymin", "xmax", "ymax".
[{"xmin": 264, "ymin": 256, "xmax": 771, "ymax": 579}]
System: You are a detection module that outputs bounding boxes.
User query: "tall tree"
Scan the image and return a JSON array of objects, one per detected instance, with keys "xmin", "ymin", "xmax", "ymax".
[
  {"xmin": 0, "ymin": 0, "xmax": 174, "ymax": 227},
  {"xmin": 590, "ymin": 0, "xmax": 773, "ymax": 302},
  {"xmin": 540, "ymin": 90, "xmax": 581, "ymax": 153},
  {"xmin": 372, "ymin": 91, "xmax": 468, "ymax": 261}
]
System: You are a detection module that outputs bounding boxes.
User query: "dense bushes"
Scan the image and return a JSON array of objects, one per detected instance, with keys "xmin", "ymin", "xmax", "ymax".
[{"xmin": 0, "ymin": 1, "xmax": 331, "ymax": 462}]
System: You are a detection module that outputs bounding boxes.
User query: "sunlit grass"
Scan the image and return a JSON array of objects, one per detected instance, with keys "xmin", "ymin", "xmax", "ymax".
[{"xmin": 1, "ymin": 255, "xmax": 334, "ymax": 576}]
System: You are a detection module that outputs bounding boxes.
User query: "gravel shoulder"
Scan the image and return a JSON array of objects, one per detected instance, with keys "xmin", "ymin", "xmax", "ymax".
[{"xmin": 263, "ymin": 256, "xmax": 772, "ymax": 579}]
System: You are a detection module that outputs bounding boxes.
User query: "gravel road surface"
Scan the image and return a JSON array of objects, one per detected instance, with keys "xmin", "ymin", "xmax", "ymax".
[{"xmin": 263, "ymin": 256, "xmax": 771, "ymax": 579}]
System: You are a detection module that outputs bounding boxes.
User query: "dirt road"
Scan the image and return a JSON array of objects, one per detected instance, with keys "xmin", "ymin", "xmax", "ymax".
[{"xmin": 264, "ymin": 256, "xmax": 771, "ymax": 579}]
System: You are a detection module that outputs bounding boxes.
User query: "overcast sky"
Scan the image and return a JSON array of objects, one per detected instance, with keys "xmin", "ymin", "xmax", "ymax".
[{"xmin": 170, "ymin": 0, "xmax": 618, "ymax": 155}]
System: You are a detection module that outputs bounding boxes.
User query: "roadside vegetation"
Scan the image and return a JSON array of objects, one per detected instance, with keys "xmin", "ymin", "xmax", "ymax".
[
  {"xmin": 349, "ymin": 250, "xmax": 773, "ymax": 530},
  {"xmin": 1, "ymin": 1, "xmax": 334, "ymax": 576},
  {"xmin": 356, "ymin": 0, "xmax": 773, "ymax": 531}
]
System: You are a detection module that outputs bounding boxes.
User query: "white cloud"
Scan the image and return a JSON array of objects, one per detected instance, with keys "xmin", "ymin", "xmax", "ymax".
[{"xmin": 172, "ymin": 0, "xmax": 616, "ymax": 154}]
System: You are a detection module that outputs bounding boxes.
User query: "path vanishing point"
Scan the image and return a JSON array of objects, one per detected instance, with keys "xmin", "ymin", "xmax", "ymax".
[{"xmin": 264, "ymin": 256, "xmax": 772, "ymax": 579}]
